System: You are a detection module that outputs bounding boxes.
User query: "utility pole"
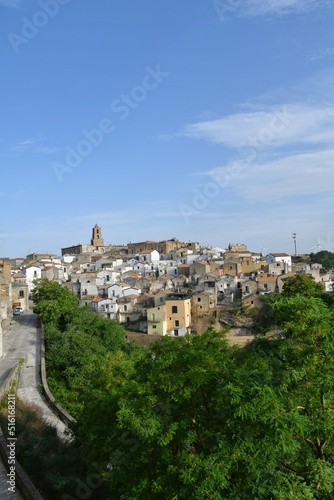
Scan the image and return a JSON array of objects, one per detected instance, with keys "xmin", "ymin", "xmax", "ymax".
[{"xmin": 292, "ymin": 233, "xmax": 297, "ymax": 256}]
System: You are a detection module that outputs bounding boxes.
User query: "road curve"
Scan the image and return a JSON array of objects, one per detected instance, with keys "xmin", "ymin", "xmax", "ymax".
[{"xmin": 0, "ymin": 311, "xmax": 69, "ymax": 498}]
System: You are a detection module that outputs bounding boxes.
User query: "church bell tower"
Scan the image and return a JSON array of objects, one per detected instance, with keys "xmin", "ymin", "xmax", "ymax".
[{"xmin": 91, "ymin": 224, "xmax": 104, "ymax": 247}]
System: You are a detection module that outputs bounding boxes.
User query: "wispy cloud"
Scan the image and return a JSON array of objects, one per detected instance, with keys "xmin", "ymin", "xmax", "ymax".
[
  {"xmin": 0, "ymin": 190, "xmax": 24, "ymax": 200},
  {"xmin": 183, "ymin": 72, "xmax": 334, "ymax": 207},
  {"xmin": 242, "ymin": 0, "xmax": 321, "ymax": 16},
  {"xmin": 214, "ymin": 0, "xmax": 330, "ymax": 24},
  {"xmin": 0, "ymin": 0, "xmax": 22, "ymax": 8},
  {"xmin": 240, "ymin": 0, "xmax": 319, "ymax": 17},
  {"xmin": 309, "ymin": 41, "xmax": 334, "ymax": 63},
  {"xmin": 35, "ymin": 146, "xmax": 60, "ymax": 154},
  {"xmin": 183, "ymin": 103, "xmax": 334, "ymax": 150},
  {"xmin": 9, "ymin": 135, "xmax": 59, "ymax": 154},
  {"xmin": 9, "ymin": 138, "xmax": 35, "ymax": 151},
  {"xmin": 209, "ymin": 148, "xmax": 334, "ymax": 203}
]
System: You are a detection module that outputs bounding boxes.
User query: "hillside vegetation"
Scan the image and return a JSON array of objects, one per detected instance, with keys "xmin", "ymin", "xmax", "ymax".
[{"xmin": 31, "ymin": 276, "xmax": 334, "ymax": 499}]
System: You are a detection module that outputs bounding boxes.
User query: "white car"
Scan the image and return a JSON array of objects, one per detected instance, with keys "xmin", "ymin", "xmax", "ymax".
[{"xmin": 13, "ymin": 307, "xmax": 24, "ymax": 316}]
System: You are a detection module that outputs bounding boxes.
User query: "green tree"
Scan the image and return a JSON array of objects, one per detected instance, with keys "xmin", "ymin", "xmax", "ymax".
[
  {"xmin": 309, "ymin": 251, "xmax": 334, "ymax": 272},
  {"xmin": 32, "ymin": 278, "xmax": 78, "ymax": 325},
  {"xmin": 79, "ymin": 330, "xmax": 238, "ymax": 499},
  {"xmin": 281, "ymin": 274, "xmax": 325, "ymax": 298},
  {"xmin": 229, "ymin": 294, "xmax": 334, "ymax": 498}
]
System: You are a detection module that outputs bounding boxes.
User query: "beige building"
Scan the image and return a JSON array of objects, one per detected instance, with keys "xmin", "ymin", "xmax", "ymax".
[
  {"xmin": 147, "ymin": 304, "xmax": 167, "ymax": 335},
  {"xmin": 127, "ymin": 239, "xmax": 187, "ymax": 255},
  {"xmin": 148, "ymin": 292, "xmax": 192, "ymax": 336},
  {"xmin": 11, "ymin": 273, "xmax": 29, "ymax": 311},
  {"xmin": 0, "ymin": 258, "xmax": 13, "ymax": 333}
]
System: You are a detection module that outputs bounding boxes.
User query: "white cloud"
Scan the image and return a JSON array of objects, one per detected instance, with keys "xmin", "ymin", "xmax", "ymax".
[
  {"xmin": 9, "ymin": 138, "xmax": 35, "ymax": 151},
  {"xmin": 0, "ymin": 0, "xmax": 21, "ymax": 8},
  {"xmin": 209, "ymin": 148, "xmax": 334, "ymax": 203},
  {"xmin": 183, "ymin": 103, "xmax": 334, "ymax": 150},
  {"xmin": 240, "ymin": 0, "xmax": 319, "ymax": 17},
  {"xmin": 9, "ymin": 135, "xmax": 57, "ymax": 154},
  {"xmin": 214, "ymin": 0, "xmax": 330, "ymax": 24}
]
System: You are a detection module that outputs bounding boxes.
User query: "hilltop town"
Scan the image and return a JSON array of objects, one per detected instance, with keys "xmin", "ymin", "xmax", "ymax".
[{"xmin": 1, "ymin": 224, "xmax": 333, "ymax": 341}]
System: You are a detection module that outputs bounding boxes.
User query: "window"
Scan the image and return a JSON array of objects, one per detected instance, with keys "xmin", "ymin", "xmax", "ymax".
[
  {"xmin": 264, "ymin": 283, "xmax": 268, "ymax": 290},
  {"xmin": 175, "ymin": 320, "xmax": 179, "ymax": 327},
  {"xmin": 197, "ymin": 297, "xmax": 201, "ymax": 302},
  {"xmin": 152, "ymin": 313, "xmax": 155, "ymax": 321},
  {"xmin": 124, "ymin": 305, "xmax": 127, "ymax": 311},
  {"xmin": 245, "ymin": 286, "xmax": 249, "ymax": 293},
  {"xmin": 19, "ymin": 290, "xmax": 24, "ymax": 298},
  {"xmin": 172, "ymin": 306, "xmax": 178, "ymax": 313},
  {"xmin": 153, "ymin": 325, "xmax": 157, "ymax": 329}
]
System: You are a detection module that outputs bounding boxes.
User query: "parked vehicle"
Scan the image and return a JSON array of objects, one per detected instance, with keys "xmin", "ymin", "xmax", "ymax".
[{"xmin": 13, "ymin": 307, "xmax": 24, "ymax": 316}]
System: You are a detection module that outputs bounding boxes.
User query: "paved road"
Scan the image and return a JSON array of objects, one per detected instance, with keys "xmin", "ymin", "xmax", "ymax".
[
  {"xmin": 0, "ymin": 314, "xmax": 32, "ymax": 500},
  {"xmin": 0, "ymin": 311, "xmax": 69, "ymax": 498},
  {"xmin": 15, "ymin": 313, "xmax": 69, "ymax": 440}
]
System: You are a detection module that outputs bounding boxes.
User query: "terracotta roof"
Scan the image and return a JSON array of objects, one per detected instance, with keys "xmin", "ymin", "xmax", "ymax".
[{"xmin": 257, "ymin": 275, "xmax": 277, "ymax": 282}]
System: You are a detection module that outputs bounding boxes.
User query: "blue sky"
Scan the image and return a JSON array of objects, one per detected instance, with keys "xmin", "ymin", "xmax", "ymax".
[{"xmin": 1, "ymin": 0, "xmax": 334, "ymax": 257}]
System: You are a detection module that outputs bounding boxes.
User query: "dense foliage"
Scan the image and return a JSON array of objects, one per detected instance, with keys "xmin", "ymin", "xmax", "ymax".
[
  {"xmin": 33, "ymin": 276, "xmax": 334, "ymax": 499},
  {"xmin": 32, "ymin": 279, "xmax": 134, "ymax": 418},
  {"xmin": 309, "ymin": 250, "xmax": 334, "ymax": 272}
]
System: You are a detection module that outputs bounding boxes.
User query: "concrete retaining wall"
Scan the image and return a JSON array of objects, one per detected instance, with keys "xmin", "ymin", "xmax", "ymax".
[{"xmin": 0, "ymin": 363, "xmax": 21, "ymax": 401}]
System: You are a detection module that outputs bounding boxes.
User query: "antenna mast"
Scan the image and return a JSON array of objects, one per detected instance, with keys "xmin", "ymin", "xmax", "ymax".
[{"xmin": 292, "ymin": 233, "xmax": 297, "ymax": 256}]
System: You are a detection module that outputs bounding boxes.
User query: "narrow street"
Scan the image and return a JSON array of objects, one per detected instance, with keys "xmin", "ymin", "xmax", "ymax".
[{"xmin": 0, "ymin": 311, "xmax": 69, "ymax": 498}]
